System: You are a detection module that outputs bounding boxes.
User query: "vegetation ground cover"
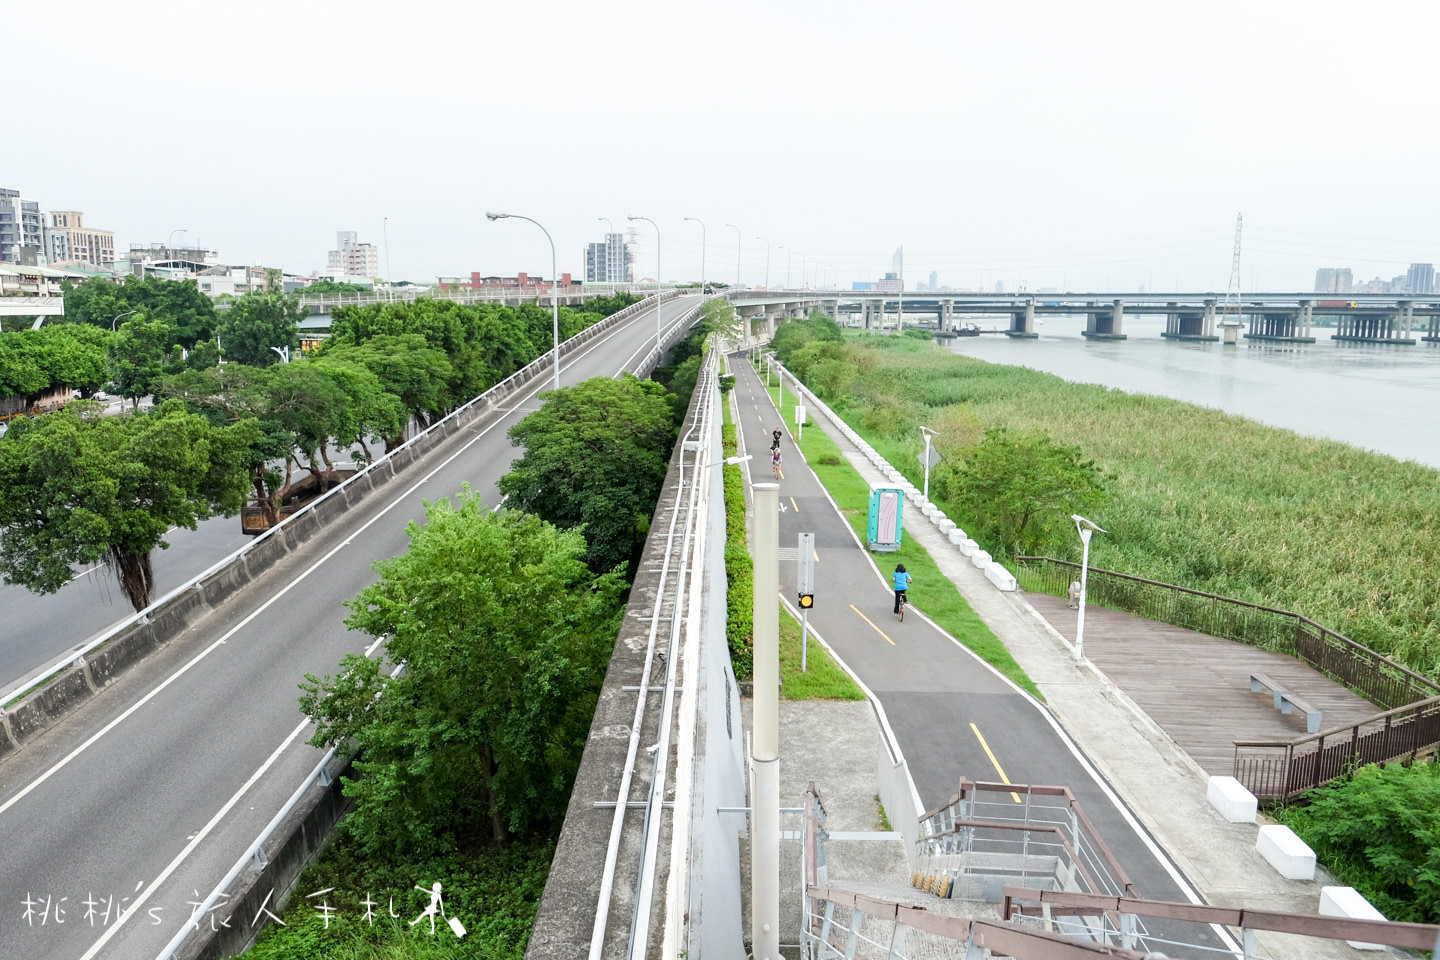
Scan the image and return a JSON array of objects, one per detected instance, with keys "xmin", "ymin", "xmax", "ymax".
[
  {"xmin": 779, "ymin": 601, "xmax": 865, "ymax": 700},
  {"xmin": 765, "ymin": 371, "xmax": 1040, "ymax": 699},
  {"xmin": 775, "ymin": 329, "xmax": 1440, "ymax": 679}
]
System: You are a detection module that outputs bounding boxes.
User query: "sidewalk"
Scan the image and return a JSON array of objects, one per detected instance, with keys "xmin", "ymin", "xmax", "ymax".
[{"xmin": 791, "ymin": 382, "xmax": 1370, "ymax": 960}]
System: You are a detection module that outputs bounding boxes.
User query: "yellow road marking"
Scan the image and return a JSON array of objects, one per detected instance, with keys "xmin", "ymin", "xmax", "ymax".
[
  {"xmin": 790, "ymin": 497, "xmax": 799, "ymax": 512},
  {"xmin": 849, "ymin": 604, "xmax": 896, "ymax": 645},
  {"xmin": 969, "ymin": 723, "xmax": 1022, "ymax": 803}
]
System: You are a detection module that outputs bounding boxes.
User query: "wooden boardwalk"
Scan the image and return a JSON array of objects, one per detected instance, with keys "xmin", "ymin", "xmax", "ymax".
[{"xmin": 1025, "ymin": 592, "xmax": 1380, "ymax": 776}]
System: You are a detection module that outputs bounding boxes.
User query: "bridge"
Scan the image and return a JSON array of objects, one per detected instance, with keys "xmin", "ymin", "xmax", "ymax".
[{"xmin": 728, "ymin": 289, "xmax": 1440, "ymax": 345}]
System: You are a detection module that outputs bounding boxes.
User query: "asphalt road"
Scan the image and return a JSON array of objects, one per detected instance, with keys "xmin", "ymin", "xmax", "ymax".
[
  {"xmin": 0, "ymin": 296, "xmax": 701, "ymax": 960},
  {"xmin": 728, "ymin": 356, "xmax": 1224, "ymax": 951}
]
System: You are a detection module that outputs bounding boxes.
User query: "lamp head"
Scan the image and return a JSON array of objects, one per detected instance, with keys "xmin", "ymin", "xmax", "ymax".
[
  {"xmin": 1072, "ymin": 514, "xmax": 1108, "ymax": 534},
  {"xmin": 485, "ymin": 211, "xmax": 506, "ymax": 221},
  {"xmin": 627, "ymin": 215, "xmax": 640, "ymax": 221}
]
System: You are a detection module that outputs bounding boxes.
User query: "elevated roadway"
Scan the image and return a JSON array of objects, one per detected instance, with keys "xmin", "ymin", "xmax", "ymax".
[{"xmin": 0, "ymin": 296, "xmax": 701, "ymax": 960}]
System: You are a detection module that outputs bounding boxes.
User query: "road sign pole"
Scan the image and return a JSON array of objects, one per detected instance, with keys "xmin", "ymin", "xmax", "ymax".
[
  {"xmin": 797, "ymin": 532, "xmax": 815, "ymax": 672},
  {"xmin": 801, "ymin": 608, "xmax": 809, "ymax": 673},
  {"xmin": 923, "ymin": 431, "xmax": 932, "ymax": 501}
]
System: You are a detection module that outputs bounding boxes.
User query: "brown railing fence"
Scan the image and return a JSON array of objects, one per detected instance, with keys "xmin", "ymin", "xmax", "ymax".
[
  {"xmin": 1017, "ymin": 556, "xmax": 1440, "ymax": 800},
  {"xmin": 1015, "ymin": 556, "xmax": 1440, "ymax": 711}
]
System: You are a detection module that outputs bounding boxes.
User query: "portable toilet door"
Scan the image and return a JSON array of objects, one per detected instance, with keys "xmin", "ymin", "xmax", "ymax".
[{"xmin": 867, "ymin": 484, "xmax": 904, "ymax": 552}]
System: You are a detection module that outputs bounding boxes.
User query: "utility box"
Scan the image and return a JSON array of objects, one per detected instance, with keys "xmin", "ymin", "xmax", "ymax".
[{"xmin": 867, "ymin": 484, "xmax": 904, "ymax": 552}]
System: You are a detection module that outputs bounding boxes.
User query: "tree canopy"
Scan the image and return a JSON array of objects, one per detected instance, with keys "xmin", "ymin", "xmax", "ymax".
[
  {"xmin": 215, "ymin": 292, "xmax": 305, "ymax": 367},
  {"xmin": 0, "ymin": 324, "xmax": 112, "ymax": 399},
  {"xmin": 499, "ymin": 374, "xmax": 676, "ymax": 572},
  {"xmin": 300, "ymin": 490, "xmax": 625, "ymax": 854},
  {"xmin": 62, "ymin": 274, "xmax": 217, "ymax": 347},
  {"xmin": 935, "ymin": 426, "xmax": 1109, "ymax": 559},
  {"xmin": 0, "ymin": 401, "xmax": 261, "ymax": 610}
]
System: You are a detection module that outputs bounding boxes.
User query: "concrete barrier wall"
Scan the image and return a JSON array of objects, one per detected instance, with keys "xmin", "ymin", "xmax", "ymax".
[{"xmin": 0, "ymin": 299, "xmax": 681, "ymax": 769}]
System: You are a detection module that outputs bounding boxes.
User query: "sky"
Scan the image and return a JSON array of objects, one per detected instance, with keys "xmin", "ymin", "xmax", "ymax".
[{"xmin": 9, "ymin": 0, "xmax": 1440, "ymax": 293}]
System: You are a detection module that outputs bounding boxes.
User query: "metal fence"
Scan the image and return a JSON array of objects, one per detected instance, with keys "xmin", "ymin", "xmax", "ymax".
[{"xmin": 1015, "ymin": 556, "xmax": 1440, "ymax": 711}]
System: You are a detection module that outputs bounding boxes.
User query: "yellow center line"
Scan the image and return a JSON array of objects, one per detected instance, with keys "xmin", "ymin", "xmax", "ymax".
[
  {"xmin": 849, "ymin": 604, "xmax": 896, "ymax": 645},
  {"xmin": 969, "ymin": 723, "xmax": 1022, "ymax": 803},
  {"xmin": 790, "ymin": 497, "xmax": 799, "ymax": 512}
]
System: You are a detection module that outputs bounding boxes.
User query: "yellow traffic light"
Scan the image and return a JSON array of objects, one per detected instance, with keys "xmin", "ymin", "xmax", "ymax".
[{"xmin": 798, "ymin": 593, "xmax": 814, "ymax": 609}]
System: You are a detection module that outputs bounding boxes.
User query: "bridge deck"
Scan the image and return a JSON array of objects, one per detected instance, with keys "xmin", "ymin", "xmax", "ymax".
[{"xmin": 1024, "ymin": 593, "xmax": 1379, "ymax": 775}]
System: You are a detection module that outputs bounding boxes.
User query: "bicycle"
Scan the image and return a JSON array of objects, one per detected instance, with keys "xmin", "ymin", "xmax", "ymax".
[{"xmin": 896, "ymin": 590, "xmax": 908, "ymax": 622}]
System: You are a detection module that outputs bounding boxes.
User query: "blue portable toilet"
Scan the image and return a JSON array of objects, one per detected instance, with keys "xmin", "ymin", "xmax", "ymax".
[{"xmin": 867, "ymin": 483, "xmax": 904, "ymax": 552}]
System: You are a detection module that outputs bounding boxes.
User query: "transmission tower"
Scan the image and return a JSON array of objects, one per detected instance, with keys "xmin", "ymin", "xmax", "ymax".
[{"xmin": 1219, "ymin": 213, "xmax": 1244, "ymax": 332}]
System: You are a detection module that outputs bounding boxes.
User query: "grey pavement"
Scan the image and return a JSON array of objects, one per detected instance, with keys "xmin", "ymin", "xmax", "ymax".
[{"xmin": 761, "ymin": 356, "xmax": 1376, "ymax": 960}]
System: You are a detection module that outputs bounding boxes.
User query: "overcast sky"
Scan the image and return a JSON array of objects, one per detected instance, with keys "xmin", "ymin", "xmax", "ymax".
[{"xmin": 9, "ymin": 0, "xmax": 1439, "ymax": 292}]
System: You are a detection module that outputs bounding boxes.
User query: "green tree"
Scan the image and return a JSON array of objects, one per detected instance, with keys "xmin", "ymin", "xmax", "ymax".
[
  {"xmin": 319, "ymin": 333, "xmax": 456, "ymax": 438},
  {"xmin": 300, "ymin": 491, "xmax": 625, "ymax": 854},
  {"xmin": 940, "ymin": 426, "xmax": 1110, "ymax": 559},
  {"xmin": 108, "ymin": 314, "xmax": 180, "ymax": 407},
  {"xmin": 34, "ymin": 323, "xmax": 112, "ymax": 397},
  {"xmin": 63, "ymin": 274, "xmax": 217, "ymax": 346},
  {"xmin": 0, "ymin": 400, "xmax": 261, "ymax": 610},
  {"xmin": 499, "ymin": 375, "xmax": 675, "ymax": 572},
  {"xmin": 215, "ymin": 292, "xmax": 305, "ymax": 367},
  {"xmin": 771, "ymin": 311, "xmax": 843, "ymax": 364}
]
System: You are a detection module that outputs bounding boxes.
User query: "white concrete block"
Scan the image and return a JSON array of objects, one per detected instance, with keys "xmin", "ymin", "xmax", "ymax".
[
  {"xmin": 970, "ymin": 550, "xmax": 992, "ymax": 569},
  {"xmin": 1255, "ymin": 824, "xmax": 1315, "ymax": 880},
  {"xmin": 948, "ymin": 529, "xmax": 967, "ymax": 545},
  {"xmin": 922, "ymin": 503, "xmax": 939, "ymax": 518},
  {"xmin": 938, "ymin": 518, "xmax": 957, "ymax": 534},
  {"xmin": 958, "ymin": 538, "xmax": 978, "ymax": 556},
  {"xmin": 1205, "ymin": 776, "xmax": 1257, "ymax": 823},
  {"xmin": 1319, "ymin": 886, "xmax": 1387, "ymax": 950},
  {"xmin": 984, "ymin": 564, "xmax": 1018, "ymax": 591}
]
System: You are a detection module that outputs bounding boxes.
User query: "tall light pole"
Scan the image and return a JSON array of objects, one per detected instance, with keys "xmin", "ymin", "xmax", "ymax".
[
  {"xmin": 751, "ymin": 481, "xmax": 781, "ymax": 960},
  {"xmin": 628, "ymin": 215, "xmax": 663, "ymax": 346},
  {"xmin": 486, "ymin": 212, "xmax": 562, "ymax": 392},
  {"xmin": 382, "ymin": 216, "xmax": 394, "ymax": 300},
  {"xmin": 756, "ymin": 236, "xmax": 770, "ymax": 289},
  {"xmin": 167, "ymin": 228, "xmax": 188, "ymax": 268},
  {"xmin": 726, "ymin": 223, "xmax": 741, "ymax": 288},
  {"xmin": 919, "ymin": 426, "xmax": 936, "ymax": 501},
  {"xmin": 1071, "ymin": 515, "xmax": 1108, "ymax": 663},
  {"xmin": 779, "ymin": 246, "xmax": 791, "ymax": 289},
  {"xmin": 683, "ymin": 217, "xmax": 706, "ymax": 292},
  {"xmin": 799, "ymin": 254, "xmax": 808, "ymax": 290}
]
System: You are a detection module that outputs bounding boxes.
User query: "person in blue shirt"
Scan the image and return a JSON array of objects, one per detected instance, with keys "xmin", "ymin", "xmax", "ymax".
[{"xmin": 892, "ymin": 563, "xmax": 911, "ymax": 614}]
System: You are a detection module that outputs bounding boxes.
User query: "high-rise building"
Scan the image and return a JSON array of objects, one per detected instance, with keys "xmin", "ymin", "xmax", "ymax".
[
  {"xmin": 584, "ymin": 233, "xmax": 630, "ymax": 283},
  {"xmin": 877, "ymin": 272, "xmax": 901, "ymax": 293},
  {"xmin": 0, "ymin": 187, "xmax": 44, "ymax": 264},
  {"xmin": 928, "ymin": 270, "xmax": 938, "ymax": 290},
  {"xmin": 1406, "ymin": 263, "xmax": 1434, "ymax": 295},
  {"xmin": 1314, "ymin": 267, "xmax": 1353, "ymax": 293},
  {"xmin": 47, "ymin": 211, "xmax": 115, "ymax": 268},
  {"xmin": 326, "ymin": 231, "xmax": 380, "ymax": 279},
  {"xmin": 891, "ymin": 246, "xmax": 903, "ymax": 279}
]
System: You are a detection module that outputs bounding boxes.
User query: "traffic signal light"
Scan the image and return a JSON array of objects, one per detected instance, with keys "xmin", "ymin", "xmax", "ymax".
[{"xmin": 798, "ymin": 593, "xmax": 814, "ymax": 609}]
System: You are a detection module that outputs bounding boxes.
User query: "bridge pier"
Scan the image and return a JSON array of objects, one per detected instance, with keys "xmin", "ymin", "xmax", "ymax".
[
  {"xmin": 1424, "ymin": 311, "xmax": 1440, "ymax": 343},
  {"xmin": 1006, "ymin": 299, "xmax": 1038, "ymax": 338},
  {"xmin": 1333, "ymin": 302, "xmax": 1416, "ymax": 344},
  {"xmin": 1082, "ymin": 299, "xmax": 1127, "ymax": 340},
  {"xmin": 1245, "ymin": 301, "xmax": 1316, "ymax": 343},
  {"xmin": 861, "ymin": 299, "xmax": 883, "ymax": 330},
  {"xmin": 939, "ymin": 299, "xmax": 955, "ymax": 332},
  {"xmin": 1161, "ymin": 300, "xmax": 1220, "ymax": 341}
]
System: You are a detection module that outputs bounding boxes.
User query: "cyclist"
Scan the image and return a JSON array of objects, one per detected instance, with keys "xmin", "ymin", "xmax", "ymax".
[
  {"xmin": 892, "ymin": 563, "xmax": 911, "ymax": 615},
  {"xmin": 771, "ymin": 447, "xmax": 783, "ymax": 478},
  {"xmin": 771, "ymin": 426, "xmax": 783, "ymax": 451}
]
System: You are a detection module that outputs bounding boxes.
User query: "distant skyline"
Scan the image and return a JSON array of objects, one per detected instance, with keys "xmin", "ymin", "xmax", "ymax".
[{"xmin": 9, "ymin": 0, "xmax": 1440, "ymax": 293}]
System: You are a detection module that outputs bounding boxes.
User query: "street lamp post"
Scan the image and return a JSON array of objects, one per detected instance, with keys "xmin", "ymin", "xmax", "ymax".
[
  {"xmin": 756, "ymin": 236, "xmax": 770, "ymax": 289},
  {"xmin": 726, "ymin": 223, "xmax": 741, "ymax": 288},
  {"xmin": 779, "ymin": 246, "xmax": 791, "ymax": 289},
  {"xmin": 683, "ymin": 217, "xmax": 706, "ymax": 292},
  {"xmin": 167, "ymin": 229, "xmax": 188, "ymax": 272},
  {"xmin": 486, "ymin": 212, "xmax": 562, "ymax": 392},
  {"xmin": 919, "ymin": 426, "xmax": 935, "ymax": 501},
  {"xmin": 1071, "ymin": 515, "xmax": 1108, "ymax": 663},
  {"xmin": 110, "ymin": 309, "xmax": 139, "ymax": 331},
  {"xmin": 383, "ymin": 217, "xmax": 394, "ymax": 301},
  {"xmin": 627, "ymin": 216, "xmax": 663, "ymax": 346}
]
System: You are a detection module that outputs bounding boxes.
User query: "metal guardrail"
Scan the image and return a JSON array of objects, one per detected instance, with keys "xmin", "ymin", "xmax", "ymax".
[
  {"xmin": 1003, "ymin": 885, "xmax": 1440, "ymax": 956},
  {"xmin": 290, "ymin": 282, "xmax": 667, "ymax": 312},
  {"xmin": 0, "ymin": 293, "xmax": 673, "ymax": 718},
  {"xmin": 1015, "ymin": 556, "xmax": 1440, "ymax": 711}
]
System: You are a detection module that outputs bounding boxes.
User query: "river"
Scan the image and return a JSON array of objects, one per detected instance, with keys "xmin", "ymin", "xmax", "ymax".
[{"xmin": 936, "ymin": 313, "xmax": 1440, "ymax": 469}]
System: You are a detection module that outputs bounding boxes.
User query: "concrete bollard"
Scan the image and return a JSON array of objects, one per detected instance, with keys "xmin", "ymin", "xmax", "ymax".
[
  {"xmin": 1205, "ymin": 776, "xmax": 1257, "ymax": 823},
  {"xmin": 984, "ymin": 564, "xmax": 1018, "ymax": 591},
  {"xmin": 970, "ymin": 550, "xmax": 992, "ymax": 569},
  {"xmin": 1319, "ymin": 887, "xmax": 1387, "ymax": 950},
  {"xmin": 1256, "ymin": 824, "xmax": 1316, "ymax": 880},
  {"xmin": 958, "ymin": 538, "xmax": 978, "ymax": 556},
  {"xmin": 948, "ymin": 529, "xmax": 966, "ymax": 546},
  {"xmin": 938, "ymin": 518, "xmax": 957, "ymax": 534}
]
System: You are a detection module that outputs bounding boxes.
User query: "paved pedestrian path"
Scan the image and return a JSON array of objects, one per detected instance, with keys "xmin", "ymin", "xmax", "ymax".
[{"xmin": 762, "ymin": 355, "xmax": 1382, "ymax": 960}]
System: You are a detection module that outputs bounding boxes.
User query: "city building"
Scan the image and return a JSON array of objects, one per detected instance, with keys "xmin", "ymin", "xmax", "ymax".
[
  {"xmin": 876, "ymin": 272, "xmax": 900, "ymax": 293},
  {"xmin": 0, "ymin": 188, "xmax": 44, "ymax": 264},
  {"xmin": 584, "ymin": 233, "xmax": 630, "ymax": 283},
  {"xmin": 326, "ymin": 231, "xmax": 380, "ymax": 279},
  {"xmin": 1406, "ymin": 262, "xmax": 1434, "ymax": 295},
  {"xmin": 1314, "ymin": 267, "xmax": 1353, "ymax": 294},
  {"xmin": 46, "ymin": 211, "xmax": 115, "ymax": 269},
  {"xmin": 438, "ymin": 271, "xmax": 580, "ymax": 293},
  {"xmin": 928, "ymin": 270, "xmax": 938, "ymax": 290},
  {"xmin": 891, "ymin": 246, "xmax": 903, "ymax": 279}
]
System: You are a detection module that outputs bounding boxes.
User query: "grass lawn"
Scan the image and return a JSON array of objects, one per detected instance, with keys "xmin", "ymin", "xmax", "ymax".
[{"xmin": 779, "ymin": 600, "xmax": 866, "ymax": 700}]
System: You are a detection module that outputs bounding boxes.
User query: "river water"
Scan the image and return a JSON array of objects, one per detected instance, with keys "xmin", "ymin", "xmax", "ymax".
[{"xmin": 938, "ymin": 313, "xmax": 1440, "ymax": 469}]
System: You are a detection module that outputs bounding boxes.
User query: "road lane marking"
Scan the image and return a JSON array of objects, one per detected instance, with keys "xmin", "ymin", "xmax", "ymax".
[
  {"xmin": 0, "ymin": 311, "xmax": 657, "ymax": 821},
  {"xmin": 849, "ymin": 604, "xmax": 896, "ymax": 645},
  {"xmin": 77, "ymin": 717, "xmax": 312, "ymax": 959},
  {"xmin": 790, "ymin": 497, "xmax": 799, "ymax": 512},
  {"xmin": 969, "ymin": 722, "xmax": 1022, "ymax": 803}
]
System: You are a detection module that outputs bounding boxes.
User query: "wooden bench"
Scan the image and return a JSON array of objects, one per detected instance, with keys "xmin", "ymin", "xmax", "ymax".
[
  {"xmin": 1249, "ymin": 672, "xmax": 1286, "ymax": 710},
  {"xmin": 1279, "ymin": 690, "xmax": 1323, "ymax": 734}
]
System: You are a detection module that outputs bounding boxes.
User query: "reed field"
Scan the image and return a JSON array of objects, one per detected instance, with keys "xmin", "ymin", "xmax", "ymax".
[{"xmin": 783, "ymin": 334, "xmax": 1440, "ymax": 678}]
